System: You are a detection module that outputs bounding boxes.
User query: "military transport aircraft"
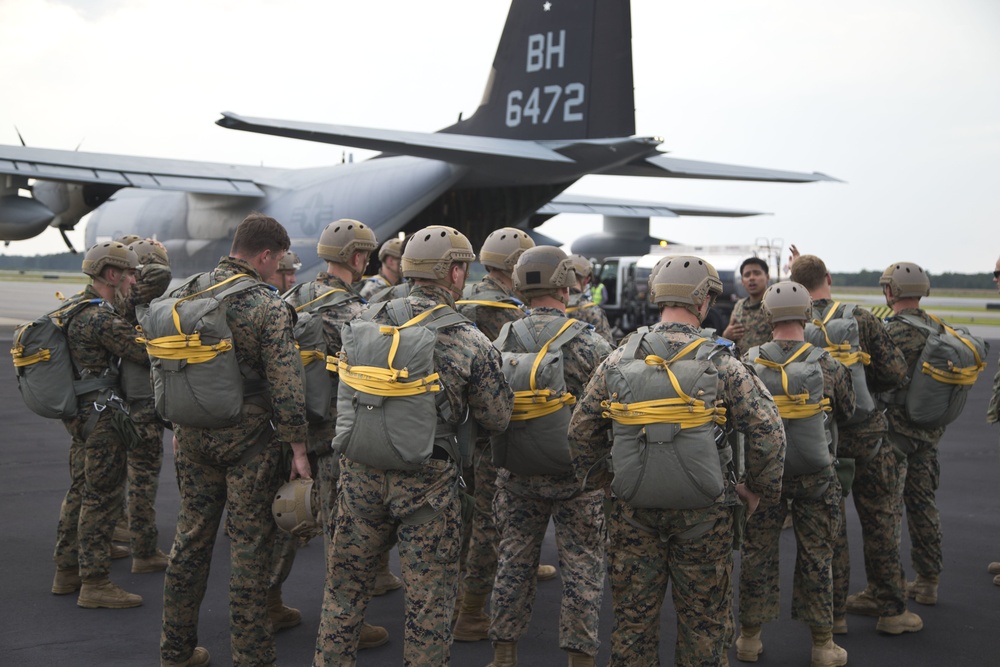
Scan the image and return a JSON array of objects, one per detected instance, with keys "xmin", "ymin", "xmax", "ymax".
[{"xmin": 0, "ymin": 0, "xmax": 836, "ymax": 276}]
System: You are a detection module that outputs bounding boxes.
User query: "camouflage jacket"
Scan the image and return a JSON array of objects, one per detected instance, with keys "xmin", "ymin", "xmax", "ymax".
[
  {"xmin": 988, "ymin": 359, "xmax": 1000, "ymax": 424},
  {"xmin": 883, "ymin": 307, "xmax": 946, "ymax": 443},
  {"xmin": 67, "ymin": 285, "xmax": 149, "ymax": 381},
  {"xmin": 457, "ymin": 273, "xmax": 525, "ymax": 342},
  {"xmin": 367, "ymin": 283, "xmax": 513, "ymax": 435},
  {"xmin": 568, "ymin": 321, "xmax": 786, "ymax": 509},
  {"xmin": 730, "ymin": 296, "xmax": 771, "ymax": 357},
  {"xmin": 497, "ymin": 307, "xmax": 614, "ymax": 499},
  {"xmin": 357, "ymin": 271, "xmax": 392, "ymax": 301},
  {"xmin": 567, "ymin": 287, "xmax": 614, "ymax": 344}
]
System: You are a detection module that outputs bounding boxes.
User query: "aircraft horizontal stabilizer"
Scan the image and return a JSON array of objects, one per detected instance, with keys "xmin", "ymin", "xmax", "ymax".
[
  {"xmin": 540, "ymin": 193, "xmax": 766, "ymax": 218},
  {"xmin": 608, "ymin": 154, "xmax": 843, "ymax": 184}
]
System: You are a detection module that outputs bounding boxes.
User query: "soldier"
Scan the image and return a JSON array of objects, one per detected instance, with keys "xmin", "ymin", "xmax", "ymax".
[
  {"xmin": 314, "ymin": 225, "xmax": 513, "ymax": 666},
  {"xmin": 51, "ymin": 242, "xmax": 148, "ymax": 609},
  {"xmin": 722, "ymin": 256, "xmax": 772, "ymax": 356},
  {"xmin": 270, "ymin": 250, "xmax": 301, "ymax": 292},
  {"xmin": 988, "ymin": 255, "xmax": 1000, "ymax": 587},
  {"xmin": 358, "ymin": 237, "xmax": 403, "ymax": 300},
  {"xmin": 567, "ymin": 254, "xmax": 615, "ymax": 344},
  {"xmin": 569, "ymin": 255, "xmax": 786, "ymax": 666},
  {"xmin": 735, "ymin": 281, "xmax": 855, "ymax": 667},
  {"xmin": 160, "ymin": 213, "xmax": 310, "ymax": 667},
  {"xmin": 487, "ymin": 246, "xmax": 613, "ymax": 667},
  {"xmin": 788, "ymin": 251, "xmax": 919, "ymax": 636}
]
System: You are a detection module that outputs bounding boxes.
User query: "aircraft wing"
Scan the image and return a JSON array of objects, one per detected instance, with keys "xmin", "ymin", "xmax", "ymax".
[
  {"xmin": 539, "ymin": 193, "xmax": 767, "ymax": 218},
  {"xmin": 606, "ymin": 154, "xmax": 843, "ymax": 184},
  {"xmin": 0, "ymin": 145, "xmax": 271, "ymax": 196}
]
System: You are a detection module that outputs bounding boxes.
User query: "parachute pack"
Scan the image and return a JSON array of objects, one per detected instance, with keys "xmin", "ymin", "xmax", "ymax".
[
  {"xmin": 750, "ymin": 341, "xmax": 834, "ymax": 478},
  {"xmin": 490, "ymin": 317, "xmax": 589, "ymax": 476},
  {"xmin": 456, "ymin": 286, "xmax": 524, "ymax": 321},
  {"xmin": 804, "ymin": 302, "xmax": 874, "ymax": 425},
  {"xmin": 11, "ymin": 294, "xmax": 118, "ymax": 419},
  {"xmin": 604, "ymin": 331, "xmax": 731, "ymax": 510},
  {"xmin": 137, "ymin": 273, "xmax": 268, "ymax": 429},
  {"xmin": 334, "ymin": 299, "xmax": 467, "ymax": 470},
  {"xmin": 887, "ymin": 313, "xmax": 988, "ymax": 428}
]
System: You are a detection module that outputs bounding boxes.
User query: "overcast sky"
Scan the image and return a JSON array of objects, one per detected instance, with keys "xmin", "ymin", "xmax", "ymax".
[{"xmin": 1, "ymin": 0, "xmax": 998, "ymax": 275}]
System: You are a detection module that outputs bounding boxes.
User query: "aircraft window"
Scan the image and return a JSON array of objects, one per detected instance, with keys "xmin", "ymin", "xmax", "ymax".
[{"xmin": 599, "ymin": 260, "xmax": 618, "ymax": 306}]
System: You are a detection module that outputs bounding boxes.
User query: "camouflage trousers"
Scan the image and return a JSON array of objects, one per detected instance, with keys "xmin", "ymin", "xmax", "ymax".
[
  {"xmin": 314, "ymin": 458, "xmax": 462, "ymax": 667},
  {"xmin": 607, "ymin": 499, "xmax": 734, "ymax": 667},
  {"xmin": 123, "ymin": 419, "xmax": 165, "ymax": 558},
  {"xmin": 739, "ymin": 469, "xmax": 841, "ymax": 629},
  {"xmin": 891, "ymin": 433, "xmax": 942, "ymax": 578},
  {"xmin": 54, "ymin": 409, "xmax": 127, "ymax": 580},
  {"xmin": 461, "ymin": 438, "xmax": 500, "ymax": 597},
  {"xmin": 490, "ymin": 486, "xmax": 606, "ymax": 655},
  {"xmin": 832, "ymin": 440, "xmax": 907, "ymax": 617},
  {"xmin": 160, "ymin": 439, "xmax": 281, "ymax": 667}
]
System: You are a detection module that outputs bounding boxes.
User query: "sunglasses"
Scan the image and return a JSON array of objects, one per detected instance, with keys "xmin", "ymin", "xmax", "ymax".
[{"xmin": 994, "ymin": 271, "xmax": 1000, "ymax": 279}]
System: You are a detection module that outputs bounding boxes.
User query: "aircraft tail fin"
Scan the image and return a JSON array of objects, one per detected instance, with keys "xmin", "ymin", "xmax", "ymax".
[{"xmin": 443, "ymin": 0, "xmax": 634, "ymax": 141}]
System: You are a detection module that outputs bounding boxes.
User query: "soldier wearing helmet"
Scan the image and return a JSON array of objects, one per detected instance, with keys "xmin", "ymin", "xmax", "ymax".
[
  {"xmin": 317, "ymin": 225, "xmax": 513, "ymax": 665},
  {"xmin": 268, "ymin": 250, "xmax": 301, "ymax": 293},
  {"xmin": 51, "ymin": 241, "xmax": 151, "ymax": 610},
  {"xmin": 487, "ymin": 246, "xmax": 613, "ymax": 666},
  {"xmin": 566, "ymin": 254, "xmax": 614, "ymax": 344},
  {"xmin": 358, "ymin": 237, "xmax": 404, "ymax": 300},
  {"xmin": 788, "ymin": 249, "xmax": 916, "ymax": 637},
  {"xmin": 568, "ymin": 255, "xmax": 785, "ymax": 666},
  {"xmin": 736, "ymin": 281, "xmax": 855, "ymax": 667}
]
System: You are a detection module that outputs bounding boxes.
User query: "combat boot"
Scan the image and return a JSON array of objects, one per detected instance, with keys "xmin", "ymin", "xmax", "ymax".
[
  {"xmin": 453, "ymin": 591, "xmax": 490, "ymax": 641},
  {"xmin": 77, "ymin": 578, "xmax": 142, "ymax": 609},
  {"xmin": 373, "ymin": 562, "xmax": 402, "ymax": 596},
  {"xmin": 567, "ymin": 650, "xmax": 595, "ymax": 666},
  {"xmin": 112, "ymin": 520, "xmax": 131, "ymax": 543},
  {"xmin": 51, "ymin": 568, "xmax": 81, "ymax": 595},
  {"xmin": 832, "ymin": 616, "xmax": 847, "ymax": 635},
  {"xmin": 988, "ymin": 561, "xmax": 1000, "ymax": 575},
  {"xmin": 161, "ymin": 646, "xmax": 210, "ymax": 667},
  {"xmin": 266, "ymin": 589, "xmax": 302, "ymax": 633},
  {"xmin": 537, "ymin": 564, "xmax": 557, "ymax": 581},
  {"xmin": 875, "ymin": 610, "xmax": 923, "ymax": 635},
  {"xmin": 359, "ymin": 622, "xmax": 389, "ymax": 650},
  {"xmin": 132, "ymin": 548, "xmax": 170, "ymax": 574},
  {"xmin": 845, "ymin": 586, "xmax": 879, "ymax": 616},
  {"xmin": 810, "ymin": 639, "xmax": 847, "ymax": 667},
  {"xmin": 905, "ymin": 574, "xmax": 939, "ymax": 605},
  {"xmin": 735, "ymin": 628, "xmax": 763, "ymax": 662},
  {"xmin": 110, "ymin": 544, "xmax": 130, "ymax": 560},
  {"xmin": 487, "ymin": 641, "xmax": 517, "ymax": 667}
]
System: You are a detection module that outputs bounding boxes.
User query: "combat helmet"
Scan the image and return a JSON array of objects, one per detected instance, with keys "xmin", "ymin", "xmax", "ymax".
[
  {"xmin": 272, "ymin": 479, "xmax": 320, "ymax": 539},
  {"xmin": 82, "ymin": 241, "xmax": 139, "ymax": 278},
  {"xmin": 378, "ymin": 237, "xmax": 404, "ymax": 263},
  {"xmin": 277, "ymin": 250, "xmax": 302, "ymax": 273},
  {"xmin": 761, "ymin": 281, "xmax": 812, "ymax": 323},
  {"xmin": 650, "ymin": 255, "xmax": 723, "ymax": 319},
  {"xmin": 568, "ymin": 254, "xmax": 594, "ymax": 281},
  {"xmin": 480, "ymin": 228, "xmax": 535, "ymax": 272},
  {"xmin": 114, "ymin": 234, "xmax": 142, "ymax": 247},
  {"xmin": 401, "ymin": 225, "xmax": 476, "ymax": 281},
  {"xmin": 316, "ymin": 219, "xmax": 378, "ymax": 264},
  {"xmin": 513, "ymin": 245, "xmax": 577, "ymax": 300},
  {"xmin": 879, "ymin": 261, "xmax": 930, "ymax": 303},
  {"xmin": 128, "ymin": 239, "xmax": 169, "ymax": 267}
]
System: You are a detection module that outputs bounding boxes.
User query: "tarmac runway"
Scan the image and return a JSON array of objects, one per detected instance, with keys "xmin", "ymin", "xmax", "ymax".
[{"xmin": 2, "ymin": 307, "xmax": 1000, "ymax": 664}]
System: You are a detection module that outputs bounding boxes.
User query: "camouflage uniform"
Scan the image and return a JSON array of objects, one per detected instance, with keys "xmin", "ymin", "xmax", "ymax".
[
  {"xmin": 358, "ymin": 272, "xmax": 392, "ymax": 300},
  {"xmin": 160, "ymin": 257, "xmax": 307, "ymax": 667},
  {"xmin": 489, "ymin": 308, "xmax": 613, "ymax": 656},
  {"xmin": 455, "ymin": 274, "xmax": 526, "ymax": 599},
  {"xmin": 728, "ymin": 296, "xmax": 771, "ymax": 357},
  {"xmin": 883, "ymin": 308, "xmax": 948, "ymax": 581},
  {"xmin": 988, "ymin": 358, "xmax": 1000, "ymax": 426},
  {"xmin": 116, "ymin": 260, "xmax": 171, "ymax": 559},
  {"xmin": 314, "ymin": 284, "xmax": 513, "ymax": 667},
  {"xmin": 55, "ymin": 286, "xmax": 150, "ymax": 582},
  {"xmin": 823, "ymin": 300, "xmax": 909, "ymax": 619},
  {"xmin": 739, "ymin": 342, "xmax": 855, "ymax": 632},
  {"xmin": 568, "ymin": 287, "xmax": 614, "ymax": 344},
  {"xmin": 568, "ymin": 322, "xmax": 786, "ymax": 667}
]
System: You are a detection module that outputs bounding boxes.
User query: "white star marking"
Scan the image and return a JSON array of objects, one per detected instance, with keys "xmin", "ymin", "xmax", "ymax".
[{"xmin": 543, "ymin": 2, "xmax": 552, "ymax": 11}]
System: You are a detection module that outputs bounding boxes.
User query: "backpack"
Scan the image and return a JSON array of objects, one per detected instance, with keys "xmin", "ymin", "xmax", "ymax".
[
  {"xmin": 11, "ymin": 294, "xmax": 119, "ymax": 419},
  {"xmin": 890, "ymin": 313, "xmax": 989, "ymax": 428},
  {"xmin": 136, "ymin": 273, "xmax": 268, "ymax": 429},
  {"xmin": 333, "ymin": 299, "xmax": 468, "ymax": 470},
  {"xmin": 750, "ymin": 341, "xmax": 834, "ymax": 478},
  {"xmin": 490, "ymin": 317, "xmax": 589, "ymax": 476},
  {"xmin": 456, "ymin": 286, "xmax": 524, "ymax": 322},
  {"xmin": 805, "ymin": 302, "xmax": 874, "ymax": 425},
  {"xmin": 604, "ymin": 330, "xmax": 731, "ymax": 509}
]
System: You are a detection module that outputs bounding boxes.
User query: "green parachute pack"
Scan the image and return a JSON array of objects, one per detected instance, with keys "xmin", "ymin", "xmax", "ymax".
[{"xmin": 804, "ymin": 302, "xmax": 874, "ymax": 425}]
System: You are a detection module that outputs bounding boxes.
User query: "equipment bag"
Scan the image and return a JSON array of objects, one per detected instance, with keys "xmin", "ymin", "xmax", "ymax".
[
  {"xmin": 490, "ymin": 317, "xmax": 589, "ymax": 476},
  {"xmin": 750, "ymin": 341, "xmax": 833, "ymax": 478},
  {"xmin": 11, "ymin": 294, "xmax": 118, "ymax": 419},
  {"xmin": 805, "ymin": 302, "xmax": 874, "ymax": 425},
  {"xmin": 137, "ymin": 273, "xmax": 265, "ymax": 429},
  {"xmin": 604, "ymin": 330, "xmax": 730, "ymax": 510},
  {"xmin": 456, "ymin": 286, "xmax": 524, "ymax": 320},
  {"xmin": 892, "ymin": 313, "xmax": 988, "ymax": 428},
  {"xmin": 334, "ymin": 299, "xmax": 467, "ymax": 470}
]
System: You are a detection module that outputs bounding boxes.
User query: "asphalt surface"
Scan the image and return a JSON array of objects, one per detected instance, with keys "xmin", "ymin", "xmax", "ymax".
[{"xmin": 2, "ymin": 325, "xmax": 999, "ymax": 665}]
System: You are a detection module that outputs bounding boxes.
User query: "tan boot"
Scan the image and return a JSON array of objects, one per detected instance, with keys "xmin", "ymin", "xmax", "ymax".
[
  {"xmin": 994, "ymin": 574, "xmax": 1000, "ymax": 586},
  {"xmin": 51, "ymin": 568, "xmax": 81, "ymax": 595},
  {"xmin": 112, "ymin": 521, "xmax": 131, "ymax": 543},
  {"xmin": 536, "ymin": 564, "xmax": 557, "ymax": 581},
  {"xmin": 77, "ymin": 578, "xmax": 143, "ymax": 609},
  {"xmin": 735, "ymin": 628, "xmax": 763, "ymax": 662},
  {"xmin": 453, "ymin": 591, "xmax": 490, "ymax": 641},
  {"xmin": 110, "ymin": 544, "xmax": 130, "ymax": 560},
  {"xmin": 132, "ymin": 548, "xmax": 170, "ymax": 574},
  {"xmin": 359, "ymin": 622, "xmax": 389, "ymax": 650},
  {"xmin": 905, "ymin": 574, "xmax": 939, "ymax": 605},
  {"xmin": 567, "ymin": 650, "xmax": 595, "ymax": 667},
  {"xmin": 487, "ymin": 641, "xmax": 517, "ymax": 667},
  {"xmin": 810, "ymin": 639, "xmax": 847, "ymax": 667},
  {"xmin": 161, "ymin": 646, "xmax": 210, "ymax": 667},
  {"xmin": 875, "ymin": 609, "xmax": 923, "ymax": 635},
  {"xmin": 845, "ymin": 586, "xmax": 879, "ymax": 616},
  {"xmin": 988, "ymin": 561, "xmax": 1000, "ymax": 575},
  {"xmin": 832, "ymin": 616, "xmax": 847, "ymax": 635},
  {"xmin": 373, "ymin": 556, "xmax": 402, "ymax": 596},
  {"xmin": 266, "ymin": 589, "xmax": 302, "ymax": 633}
]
